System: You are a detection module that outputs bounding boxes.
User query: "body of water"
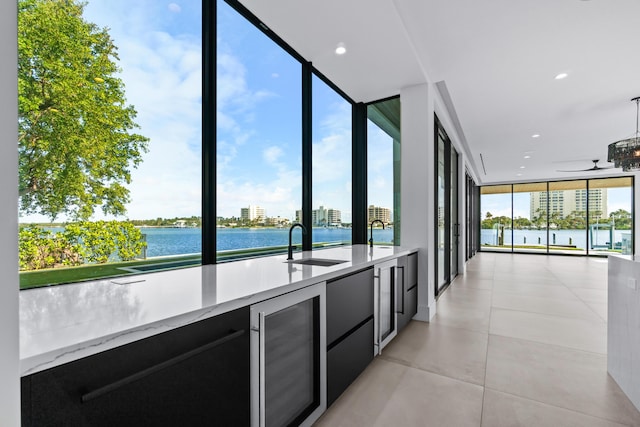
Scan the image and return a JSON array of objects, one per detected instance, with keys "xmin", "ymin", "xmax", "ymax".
[
  {"xmin": 142, "ymin": 227, "xmax": 395, "ymax": 257},
  {"xmin": 481, "ymin": 228, "xmax": 632, "ymax": 251},
  {"xmin": 42, "ymin": 227, "xmax": 394, "ymax": 258}
]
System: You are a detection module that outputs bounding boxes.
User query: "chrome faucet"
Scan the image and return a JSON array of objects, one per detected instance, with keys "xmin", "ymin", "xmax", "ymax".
[
  {"xmin": 287, "ymin": 223, "xmax": 307, "ymax": 260},
  {"xmin": 369, "ymin": 219, "xmax": 385, "ymax": 248}
]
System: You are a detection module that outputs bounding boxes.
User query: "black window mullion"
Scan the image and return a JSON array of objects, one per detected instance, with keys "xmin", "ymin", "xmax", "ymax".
[
  {"xmin": 202, "ymin": 0, "xmax": 216, "ymax": 264},
  {"xmin": 352, "ymin": 102, "xmax": 367, "ymax": 244},
  {"xmin": 302, "ymin": 62, "xmax": 313, "ymax": 251}
]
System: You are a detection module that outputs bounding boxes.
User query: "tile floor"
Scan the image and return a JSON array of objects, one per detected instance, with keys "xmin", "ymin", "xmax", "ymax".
[{"xmin": 315, "ymin": 252, "xmax": 640, "ymax": 427}]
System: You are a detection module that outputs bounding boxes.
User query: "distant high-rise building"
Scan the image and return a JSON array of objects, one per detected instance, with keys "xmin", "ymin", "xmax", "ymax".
[
  {"xmin": 309, "ymin": 206, "xmax": 342, "ymax": 226},
  {"xmin": 240, "ymin": 205, "xmax": 265, "ymax": 222},
  {"xmin": 295, "ymin": 210, "xmax": 303, "ymax": 223},
  {"xmin": 530, "ymin": 189, "xmax": 607, "ymax": 219},
  {"xmin": 368, "ymin": 205, "xmax": 392, "ymax": 224},
  {"xmin": 327, "ymin": 208, "xmax": 341, "ymax": 226}
]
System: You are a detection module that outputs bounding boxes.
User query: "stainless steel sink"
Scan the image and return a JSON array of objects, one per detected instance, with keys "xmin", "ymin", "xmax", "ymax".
[{"xmin": 286, "ymin": 258, "xmax": 347, "ymax": 267}]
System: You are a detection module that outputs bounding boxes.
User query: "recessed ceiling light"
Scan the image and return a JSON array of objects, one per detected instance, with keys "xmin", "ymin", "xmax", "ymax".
[
  {"xmin": 555, "ymin": 73, "xmax": 568, "ymax": 80},
  {"xmin": 517, "ymin": 173, "xmax": 523, "ymax": 177},
  {"xmin": 524, "ymin": 155, "xmax": 531, "ymax": 159},
  {"xmin": 520, "ymin": 166, "xmax": 526, "ymax": 169},
  {"xmin": 335, "ymin": 43, "xmax": 346, "ymax": 55},
  {"xmin": 531, "ymin": 134, "xmax": 540, "ymax": 138}
]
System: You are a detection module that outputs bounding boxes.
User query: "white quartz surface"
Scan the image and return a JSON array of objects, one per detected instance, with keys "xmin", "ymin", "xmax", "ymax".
[
  {"xmin": 608, "ymin": 254, "xmax": 640, "ymax": 412},
  {"xmin": 20, "ymin": 245, "xmax": 415, "ymax": 376}
]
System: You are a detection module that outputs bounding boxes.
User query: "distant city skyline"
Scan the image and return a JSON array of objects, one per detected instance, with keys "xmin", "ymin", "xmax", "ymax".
[{"xmin": 482, "ymin": 187, "xmax": 631, "ymax": 220}]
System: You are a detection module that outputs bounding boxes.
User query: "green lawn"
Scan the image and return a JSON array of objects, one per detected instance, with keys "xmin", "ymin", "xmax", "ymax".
[{"xmin": 20, "ymin": 254, "xmax": 202, "ymax": 289}]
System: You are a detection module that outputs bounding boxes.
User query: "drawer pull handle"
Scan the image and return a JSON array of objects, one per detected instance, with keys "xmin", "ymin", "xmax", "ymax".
[
  {"xmin": 81, "ymin": 329, "xmax": 245, "ymax": 403},
  {"xmin": 397, "ymin": 266, "xmax": 405, "ymax": 315}
]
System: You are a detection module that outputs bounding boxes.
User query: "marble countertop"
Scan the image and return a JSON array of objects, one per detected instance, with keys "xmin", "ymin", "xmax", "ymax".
[{"xmin": 20, "ymin": 245, "xmax": 416, "ymax": 376}]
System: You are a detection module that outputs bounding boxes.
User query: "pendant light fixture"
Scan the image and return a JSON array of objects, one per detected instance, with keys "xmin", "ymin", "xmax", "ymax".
[{"xmin": 608, "ymin": 97, "xmax": 640, "ymax": 171}]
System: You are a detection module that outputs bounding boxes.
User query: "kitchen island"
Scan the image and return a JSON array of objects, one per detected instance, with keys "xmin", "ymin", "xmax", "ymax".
[{"xmin": 608, "ymin": 254, "xmax": 640, "ymax": 412}]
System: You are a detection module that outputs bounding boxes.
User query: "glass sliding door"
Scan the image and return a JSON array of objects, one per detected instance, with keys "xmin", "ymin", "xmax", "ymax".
[
  {"xmin": 435, "ymin": 116, "xmax": 459, "ymax": 296},
  {"xmin": 465, "ymin": 172, "xmax": 479, "ymax": 260},
  {"xmin": 513, "ymin": 182, "xmax": 548, "ymax": 253},
  {"xmin": 437, "ymin": 133, "xmax": 446, "ymax": 291},
  {"xmin": 548, "ymin": 180, "xmax": 587, "ymax": 255},
  {"xmin": 479, "ymin": 177, "xmax": 634, "ymax": 256},
  {"xmin": 588, "ymin": 177, "xmax": 633, "ymax": 255},
  {"xmin": 480, "ymin": 185, "xmax": 513, "ymax": 252},
  {"xmin": 450, "ymin": 149, "xmax": 459, "ymax": 279}
]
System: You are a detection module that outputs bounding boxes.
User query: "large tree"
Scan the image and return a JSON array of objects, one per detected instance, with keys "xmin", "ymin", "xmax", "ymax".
[{"xmin": 18, "ymin": 0, "xmax": 148, "ymax": 220}]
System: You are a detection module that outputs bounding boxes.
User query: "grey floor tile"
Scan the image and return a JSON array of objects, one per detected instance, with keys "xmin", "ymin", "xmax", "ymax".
[
  {"xmin": 381, "ymin": 321, "xmax": 489, "ymax": 385},
  {"xmin": 570, "ymin": 288, "xmax": 608, "ymax": 304},
  {"xmin": 371, "ymin": 363, "xmax": 484, "ymax": 427},
  {"xmin": 485, "ymin": 335, "xmax": 640, "ymax": 426},
  {"xmin": 482, "ymin": 389, "xmax": 628, "ymax": 427},
  {"xmin": 586, "ymin": 302, "xmax": 607, "ymax": 322},
  {"xmin": 314, "ymin": 358, "xmax": 407, "ymax": 427},
  {"xmin": 491, "ymin": 291, "xmax": 602, "ymax": 321},
  {"xmin": 430, "ymin": 303, "xmax": 491, "ymax": 333},
  {"xmin": 452, "ymin": 276, "xmax": 494, "ymax": 291},
  {"xmin": 492, "ymin": 281, "xmax": 582, "ymax": 300},
  {"xmin": 489, "ymin": 307, "xmax": 606, "ymax": 353}
]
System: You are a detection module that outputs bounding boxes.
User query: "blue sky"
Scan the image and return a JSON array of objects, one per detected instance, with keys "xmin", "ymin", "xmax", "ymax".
[{"xmin": 19, "ymin": 0, "xmax": 394, "ymax": 223}]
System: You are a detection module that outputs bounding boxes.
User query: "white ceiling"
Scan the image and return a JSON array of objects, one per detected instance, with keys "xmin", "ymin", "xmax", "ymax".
[{"xmin": 239, "ymin": 0, "xmax": 640, "ymax": 185}]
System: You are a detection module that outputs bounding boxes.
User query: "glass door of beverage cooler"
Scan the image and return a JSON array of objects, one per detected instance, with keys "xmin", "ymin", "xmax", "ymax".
[{"xmin": 250, "ymin": 283, "xmax": 326, "ymax": 427}]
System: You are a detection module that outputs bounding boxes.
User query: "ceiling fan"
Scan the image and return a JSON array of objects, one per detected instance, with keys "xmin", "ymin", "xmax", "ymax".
[{"xmin": 557, "ymin": 159, "xmax": 613, "ymax": 172}]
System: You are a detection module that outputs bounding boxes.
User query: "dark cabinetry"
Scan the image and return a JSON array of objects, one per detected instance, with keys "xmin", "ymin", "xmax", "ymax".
[
  {"xmin": 397, "ymin": 252, "xmax": 418, "ymax": 332},
  {"xmin": 326, "ymin": 268, "xmax": 374, "ymax": 406},
  {"xmin": 22, "ymin": 307, "xmax": 250, "ymax": 427}
]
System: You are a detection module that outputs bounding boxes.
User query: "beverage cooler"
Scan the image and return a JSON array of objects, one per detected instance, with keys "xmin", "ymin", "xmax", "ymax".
[{"xmin": 250, "ymin": 283, "xmax": 326, "ymax": 427}]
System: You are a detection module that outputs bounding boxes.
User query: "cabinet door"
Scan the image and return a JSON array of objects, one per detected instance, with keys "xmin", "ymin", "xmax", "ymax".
[
  {"xmin": 326, "ymin": 268, "xmax": 374, "ymax": 345},
  {"xmin": 396, "ymin": 255, "xmax": 410, "ymax": 332},
  {"xmin": 397, "ymin": 253, "xmax": 418, "ymax": 332},
  {"xmin": 327, "ymin": 318, "xmax": 374, "ymax": 406},
  {"xmin": 408, "ymin": 252, "xmax": 418, "ymax": 289},
  {"xmin": 408, "ymin": 252, "xmax": 418, "ymax": 318},
  {"xmin": 23, "ymin": 307, "xmax": 250, "ymax": 427}
]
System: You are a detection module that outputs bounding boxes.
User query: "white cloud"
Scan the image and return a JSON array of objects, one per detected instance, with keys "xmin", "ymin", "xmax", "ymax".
[
  {"xmin": 263, "ymin": 146, "xmax": 284, "ymax": 165},
  {"xmin": 168, "ymin": 3, "xmax": 181, "ymax": 13}
]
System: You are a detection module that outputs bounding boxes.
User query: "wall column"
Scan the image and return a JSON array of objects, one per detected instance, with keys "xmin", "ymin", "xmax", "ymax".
[{"xmin": 401, "ymin": 83, "xmax": 436, "ymax": 321}]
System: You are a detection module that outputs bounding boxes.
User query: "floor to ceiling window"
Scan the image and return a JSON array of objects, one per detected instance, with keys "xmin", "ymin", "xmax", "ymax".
[
  {"xmin": 435, "ymin": 116, "xmax": 459, "ymax": 296},
  {"xmin": 465, "ymin": 172, "xmax": 480, "ymax": 260},
  {"xmin": 513, "ymin": 182, "xmax": 547, "ymax": 253},
  {"xmin": 480, "ymin": 185, "xmax": 513, "ymax": 252},
  {"xmin": 589, "ymin": 177, "xmax": 634, "ymax": 255},
  {"xmin": 17, "ymin": 0, "xmax": 401, "ymax": 289},
  {"xmin": 216, "ymin": 0, "xmax": 302, "ymax": 260},
  {"xmin": 480, "ymin": 177, "xmax": 634, "ymax": 256},
  {"xmin": 311, "ymin": 74, "xmax": 352, "ymax": 246},
  {"xmin": 367, "ymin": 97, "xmax": 400, "ymax": 246},
  {"xmin": 547, "ymin": 180, "xmax": 587, "ymax": 254},
  {"xmin": 18, "ymin": 0, "xmax": 202, "ymax": 288}
]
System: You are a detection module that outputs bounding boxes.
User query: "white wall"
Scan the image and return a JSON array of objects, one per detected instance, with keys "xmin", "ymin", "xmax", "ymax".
[
  {"xmin": 0, "ymin": 0, "xmax": 21, "ymax": 425},
  {"xmin": 401, "ymin": 83, "xmax": 436, "ymax": 320}
]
